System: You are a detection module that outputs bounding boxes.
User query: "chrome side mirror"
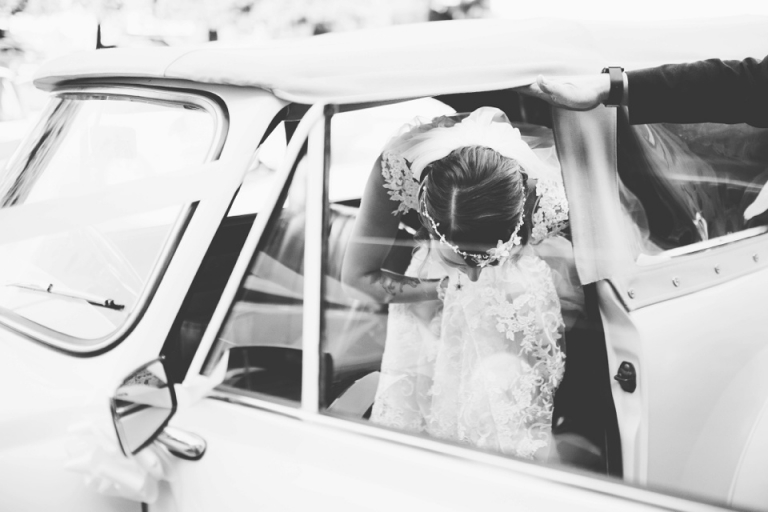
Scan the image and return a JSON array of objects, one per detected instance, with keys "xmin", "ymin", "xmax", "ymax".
[{"xmin": 111, "ymin": 358, "xmax": 177, "ymax": 456}]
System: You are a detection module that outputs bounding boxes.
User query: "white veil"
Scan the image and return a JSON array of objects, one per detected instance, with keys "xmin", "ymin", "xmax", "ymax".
[{"xmin": 372, "ymin": 107, "xmax": 583, "ymax": 460}]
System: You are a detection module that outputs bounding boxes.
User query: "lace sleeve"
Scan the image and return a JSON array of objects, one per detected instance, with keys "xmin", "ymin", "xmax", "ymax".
[
  {"xmin": 381, "ymin": 150, "xmax": 420, "ymax": 215},
  {"xmin": 531, "ymin": 178, "xmax": 570, "ymax": 244},
  {"xmin": 379, "ymin": 113, "xmax": 464, "ymax": 215}
]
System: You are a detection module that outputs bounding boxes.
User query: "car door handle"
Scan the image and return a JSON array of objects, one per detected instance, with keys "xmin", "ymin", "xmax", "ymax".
[
  {"xmin": 613, "ymin": 361, "xmax": 637, "ymax": 393},
  {"xmin": 156, "ymin": 426, "xmax": 207, "ymax": 461}
]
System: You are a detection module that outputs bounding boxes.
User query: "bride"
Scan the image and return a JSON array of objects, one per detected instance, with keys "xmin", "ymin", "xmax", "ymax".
[{"xmin": 341, "ymin": 107, "xmax": 583, "ymax": 461}]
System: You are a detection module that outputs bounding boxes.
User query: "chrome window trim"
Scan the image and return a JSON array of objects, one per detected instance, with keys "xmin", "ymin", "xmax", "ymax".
[
  {"xmin": 0, "ymin": 86, "xmax": 228, "ymax": 356},
  {"xmin": 207, "ymin": 389, "xmax": 728, "ymax": 512},
  {"xmin": 637, "ymin": 226, "xmax": 768, "ymax": 266},
  {"xmin": 612, "ymin": 229, "xmax": 768, "ymax": 311},
  {"xmin": 301, "ymin": 107, "xmax": 334, "ymax": 412}
]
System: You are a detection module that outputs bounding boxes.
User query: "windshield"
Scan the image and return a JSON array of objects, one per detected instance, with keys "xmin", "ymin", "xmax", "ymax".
[{"xmin": 0, "ymin": 91, "xmax": 219, "ymax": 342}]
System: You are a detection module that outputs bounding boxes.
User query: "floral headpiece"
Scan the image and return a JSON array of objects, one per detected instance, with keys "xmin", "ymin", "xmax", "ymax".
[
  {"xmin": 381, "ymin": 107, "xmax": 568, "ymax": 267},
  {"xmin": 419, "ymin": 180, "xmax": 525, "ymax": 268}
]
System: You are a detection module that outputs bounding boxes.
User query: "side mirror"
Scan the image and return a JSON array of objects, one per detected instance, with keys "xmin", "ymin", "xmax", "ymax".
[{"xmin": 111, "ymin": 358, "xmax": 177, "ymax": 456}]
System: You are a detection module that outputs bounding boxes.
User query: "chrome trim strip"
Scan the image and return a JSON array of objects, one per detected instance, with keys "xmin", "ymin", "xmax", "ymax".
[
  {"xmin": 206, "ymin": 389, "xmax": 728, "ymax": 512},
  {"xmin": 613, "ymin": 230, "xmax": 768, "ymax": 310},
  {"xmin": 301, "ymin": 107, "xmax": 329, "ymax": 413},
  {"xmin": 0, "ymin": 86, "xmax": 228, "ymax": 355},
  {"xmin": 637, "ymin": 226, "xmax": 768, "ymax": 265}
]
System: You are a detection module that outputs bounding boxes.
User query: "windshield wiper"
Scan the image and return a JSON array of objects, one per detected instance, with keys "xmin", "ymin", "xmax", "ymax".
[{"xmin": 8, "ymin": 282, "xmax": 125, "ymax": 311}]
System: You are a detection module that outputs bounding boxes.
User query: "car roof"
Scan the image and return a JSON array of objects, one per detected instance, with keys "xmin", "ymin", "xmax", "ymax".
[{"xmin": 34, "ymin": 16, "xmax": 767, "ymax": 105}]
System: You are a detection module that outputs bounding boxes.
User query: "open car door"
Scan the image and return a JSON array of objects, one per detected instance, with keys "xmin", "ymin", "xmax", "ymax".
[{"xmin": 556, "ymin": 106, "xmax": 768, "ymax": 511}]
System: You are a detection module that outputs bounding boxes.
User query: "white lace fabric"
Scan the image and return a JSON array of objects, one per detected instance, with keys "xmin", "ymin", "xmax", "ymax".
[
  {"xmin": 531, "ymin": 178, "xmax": 570, "ymax": 245},
  {"xmin": 381, "ymin": 151, "xmax": 419, "ymax": 216},
  {"xmin": 372, "ymin": 247, "xmax": 567, "ymax": 460},
  {"xmin": 371, "ymin": 108, "xmax": 579, "ymax": 460}
]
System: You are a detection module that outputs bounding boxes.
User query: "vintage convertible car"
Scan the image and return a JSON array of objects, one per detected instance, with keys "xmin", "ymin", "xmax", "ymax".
[{"xmin": 0, "ymin": 16, "xmax": 766, "ymax": 512}]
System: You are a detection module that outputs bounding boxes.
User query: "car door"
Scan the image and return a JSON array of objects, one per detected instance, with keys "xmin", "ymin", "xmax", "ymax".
[
  {"xmin": 0, "ymin": 84, "xmax": 281, "ymax": 512},
  {"xmin": 154, "ymin": 99, "xmax": 718, "ymax": 512},
  {"xmin": 556, "ymin": 106, "xmax": 768, "ymax": 511}
]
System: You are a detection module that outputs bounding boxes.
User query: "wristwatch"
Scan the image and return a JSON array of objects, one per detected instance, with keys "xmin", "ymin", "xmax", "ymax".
[{"xmin": 601, "ymin": 66, "xmax": 625, "ymax": 107}]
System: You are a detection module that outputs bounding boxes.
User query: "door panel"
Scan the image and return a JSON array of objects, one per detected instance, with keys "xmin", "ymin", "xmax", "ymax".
[
  {"xmin": 162, "ymin": 396, "xmax": 676, "ymax": 512},
  {"xmin": 600, "ymin": 261, "xmax": 768, "ymax": 509}
]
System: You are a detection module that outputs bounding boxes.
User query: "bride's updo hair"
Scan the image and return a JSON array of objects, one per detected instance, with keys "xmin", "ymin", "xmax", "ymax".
[{"xmin": 419, "ymin": 146, "xmax": 529, "ymax": 257}]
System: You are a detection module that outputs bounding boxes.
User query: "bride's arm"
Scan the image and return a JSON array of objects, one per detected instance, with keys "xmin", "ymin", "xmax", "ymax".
[{"xmin": 341, "ymin": 157, "xmax": 442, "ymax": 304}]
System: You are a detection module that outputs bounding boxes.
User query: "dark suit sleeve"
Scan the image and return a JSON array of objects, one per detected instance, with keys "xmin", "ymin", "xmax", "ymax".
[{"xmin": 627, "ymin": 55, "xmax": 768, "ymax": 127}]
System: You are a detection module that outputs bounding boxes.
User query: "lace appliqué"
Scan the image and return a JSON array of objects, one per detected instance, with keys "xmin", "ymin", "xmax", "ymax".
[
  {"xmin": 531, "ymin": 178, "xmax": 569, "ymax": 244},
  {"xmin": 373, "ymin": 248, "xmax": 566, "ymax": 461},
  {"xmin": 481, "ymin": 258, "xmax": 566, "ymax": 458},
  {"xmin": 381, "ymin": 150, "xmax": 419, "ymax": 215}
]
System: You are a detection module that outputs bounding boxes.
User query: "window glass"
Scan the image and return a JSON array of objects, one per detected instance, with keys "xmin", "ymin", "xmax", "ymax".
[
  {"xmin": 213, "ymin": 149, "xmax": 309, "ymax": 405},
  {"xmin": 319, "ymin": 99, "xmax": 454, "ymax": 412},
  {"xmin": 0, "ymin": 206, "xmax": 180, "ymax": 339},
  {"xmin": 0, "ymin": 93, "xmax": 215, "ymax": 207},
  {"xmin": 0, "ymin": 92, "xmax": 219, "ymax": 341},
  {"xmin": 163, "ymin": 118, "xmax": 288, "ymax": 384},
  {"xmin": 318, "ymin": 97, "xmax": 613, "ymax": 475},
  {"xmin": 617, "ymin": 113, "xmax": 768, "ymax": 253}
]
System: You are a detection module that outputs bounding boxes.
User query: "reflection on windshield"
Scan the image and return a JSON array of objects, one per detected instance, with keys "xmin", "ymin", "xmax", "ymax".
[
  {"xmin": 0, "ymin": 98, "xmax": 78, "ymax": 207},
  {"xmin": 0, "ymin": 92, "xmax": 217, "ymax": 341}
]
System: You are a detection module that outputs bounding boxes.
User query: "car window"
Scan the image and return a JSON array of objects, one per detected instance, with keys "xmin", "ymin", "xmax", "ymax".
[
  {"xmin": 212, "ymin": 145, "xmax": 309, "ymax": 405},
  {"xmin": 314, "ymin": 98, "xmax": 614, "ymax": 470},
  {"xmin": 0, "ymin": 93, "xmax": 216, "ymax": 206},
  {"xmin": 208, "ymin": 101, "xmax": 454, "ymax": 405},
  {"xmin": 162, "ymin": 117, "xmax": 291, "ymax": 384},
  {"xmin": 617, "ymin": 112, "xmax": 768, "ymax": 255},
  {"xmin": 0, "ymin": 90, "xmax": 221, "ymax": 343}
]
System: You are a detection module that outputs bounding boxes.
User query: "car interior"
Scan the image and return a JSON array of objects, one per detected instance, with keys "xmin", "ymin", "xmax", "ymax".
[
  {"xmin": 616, "ymin": 109, "xmax": 768, "ymax": 251},
  {"xmin": 160, "ymin": 91, "xmax": 622, "ymax": 477}
]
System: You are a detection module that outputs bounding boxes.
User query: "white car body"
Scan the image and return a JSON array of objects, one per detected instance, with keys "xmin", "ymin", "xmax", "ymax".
[{"xmin": 0, "ymin": 16, "xmax": 767, "ymax": 512}]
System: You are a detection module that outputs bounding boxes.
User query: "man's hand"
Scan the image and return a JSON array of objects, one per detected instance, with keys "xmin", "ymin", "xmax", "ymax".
[{"xmin": 520, "ymin": 74, "xmax": 612, "ymax": 111}]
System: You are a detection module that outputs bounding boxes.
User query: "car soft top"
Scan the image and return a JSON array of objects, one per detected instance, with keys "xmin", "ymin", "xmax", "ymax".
[{"xmin": 34, "ymin": 16, "xmax": 767, "ymax": 105}]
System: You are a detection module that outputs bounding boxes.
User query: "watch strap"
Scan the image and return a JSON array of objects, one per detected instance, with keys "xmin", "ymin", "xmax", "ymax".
[{"xmin": 601, "ymin": 66, "xmax": 624, "ymax": 107}]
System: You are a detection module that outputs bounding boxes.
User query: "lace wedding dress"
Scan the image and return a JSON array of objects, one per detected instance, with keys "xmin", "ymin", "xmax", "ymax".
[{"xmin": 371, "ymin": 108, "xmax": 583, "ymax": 460}]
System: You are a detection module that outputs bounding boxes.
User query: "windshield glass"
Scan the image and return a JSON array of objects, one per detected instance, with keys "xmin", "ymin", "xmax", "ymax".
[{"xmin": 0, "ymin": 91, "xmax": 218, "ymax": 341}]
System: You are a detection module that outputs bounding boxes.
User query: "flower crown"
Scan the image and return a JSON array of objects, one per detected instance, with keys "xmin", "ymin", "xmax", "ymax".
[{"xmin": 419, "ymin": 180, "xmax": 525, "ymax": 268}]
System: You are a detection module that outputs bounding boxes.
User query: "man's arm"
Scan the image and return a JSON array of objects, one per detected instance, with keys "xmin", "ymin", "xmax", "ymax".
[
  {"xmin": 523, "ymin": 55, "xmax": 768, "ymax": 127},
  {"xmin": 628, "ymin": 56, "xmax": 768, "ymax": 126}
]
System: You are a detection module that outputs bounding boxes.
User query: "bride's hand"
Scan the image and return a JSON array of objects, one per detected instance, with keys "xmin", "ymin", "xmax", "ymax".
[{"xmin": 520, "ymin": 74, "xmax": 611, "ymax": 111}]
